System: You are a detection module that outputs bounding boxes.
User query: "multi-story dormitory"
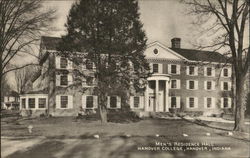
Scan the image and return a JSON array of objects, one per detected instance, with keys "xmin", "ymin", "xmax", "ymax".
[{"xmin": 20, "ymin": 36, "xmax": 233, "ymax": 116}]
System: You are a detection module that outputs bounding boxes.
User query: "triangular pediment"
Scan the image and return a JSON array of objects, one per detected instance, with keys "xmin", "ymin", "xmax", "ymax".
[{"xmin": 144, "ymin": 41, "xmax": 187, "ymax": 60}]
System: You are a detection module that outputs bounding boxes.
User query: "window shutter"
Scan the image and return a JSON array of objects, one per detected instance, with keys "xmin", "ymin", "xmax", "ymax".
[
  {"xmin": 117, "ymin": 96, "xmax": 121, "ymax": 108},
  {"xmin": 149, "ymin": 63, "xmax": 153, "ymax": 73},
  {"xmin": 228, "ymin": 98, "xmax": 232, "ymax": 108},
  {"xmin": 229, "ymin": 82, "xmax": 232, "ymax": 90},
  {"xmin": 56, "ymin": 75, "xmax": 60, "ymax": 86},
  {"xmin": 212, "ymin": 81, "xmax": 215, "ymax": 90},
  {"xmin": 212, "ymin": 67, "xmax": 215, "ymax": 77},
  {"xmin": 204, "ymin": 81, "xmax": 207, "ymax": 90},
  {"xmin": 107, "ymin": 96, "xmax": 110, "ymax": 108},
  {"xmin": 204, "ymin": 97, "xmax": 207, "ymax": 108},
  {"xmin": 177, "ymin": 65, "xmax": 181, "ymax": 74},
  {"xmin": 221, "ymin": 98, "xmax": 224, "ymax": 108},
  {"xmin": 177, "ymin": 80, "xmax": 181, "ymax": 89},
  {"xmin": 130, "ymin": 96, "xmax": 134, "ymax": 109},
  {"xmin": 68, "ymin": 60, "xmax": 73, "ymax": 69},
  {"xmin": 195, "ymin": 81, "xmax": 198, "ymax": 90},
  {"xmin": 55, "ymin": 56, "xmax": 60, "ymax": 69},
  {"xmin": 168, "ymin": 64, "xmax": 171, "ymax": 74},
  {"xmin": 68, "ymin": 74, "xmax": 73, "ymax": 85},
  {"xmin": 195, "ymin": 67, "xmax": 198, "ymax": 75},
  {"xmin": 186, "ymin": 80, "xmax": 189, "ymax": 89},
  {"xmin": 195, "ymin": 97, "xmax": 198, "ymax": 108},
  {"xmin": 139, "ymin": 96, "xmax": 144, "ymax": 108},
  {"xmin": 186, "ymin": 66, "xmax": 189, "ymax": 75},
  {"xmin": 94, "ymin": 96, "xmax": 98, "ymax": 108},
  {"xmin": 68, "ymin": 95, "xmax": 73, "ymax": 109},
  {"xmin": 228, "ymin": 68, "xmax": 232, "ymax": 77},
  {"xmin": 212, "ymin": 98, "xmax": 215, "ymax": 108},
  {"xmin": 221, "ymin": 82, "xmax": 223, "ymax": 90},
  {"xmin": 204, "ymin": 67, "xmax": 207, "ymax": 76},
  {"xmin": 159, "ymin": 64, "xmax": 163, "ymax": 73},
  {"xmin": 176, "ymin": 97, "xmax": 181, "ymax": 108},
  {"xmin": 82, "ymin": 95, "xmax": 86, "ymax": 108},
  {"xmin": 186, "ymin": 97, "xmax": 189, "ymax": 108},
  {"xmin": 56, "ymin": 95, "xmax": 60, "ymax": 109}
]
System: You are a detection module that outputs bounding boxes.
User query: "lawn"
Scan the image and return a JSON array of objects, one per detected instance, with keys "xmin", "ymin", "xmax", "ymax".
[{"xmin": 1, "ymin": 110, "xmax": 250, "ymax": 158}]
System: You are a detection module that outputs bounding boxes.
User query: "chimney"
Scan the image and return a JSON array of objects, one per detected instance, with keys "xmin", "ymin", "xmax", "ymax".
[{"xmin": 171, "ymin": 38, "xmax": 181, "ymax": 49}]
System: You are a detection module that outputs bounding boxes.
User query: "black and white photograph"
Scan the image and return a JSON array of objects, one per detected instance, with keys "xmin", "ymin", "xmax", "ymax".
[{"xmin": 0, "ymin": 0, "xmax": 249, "ymax": 158}]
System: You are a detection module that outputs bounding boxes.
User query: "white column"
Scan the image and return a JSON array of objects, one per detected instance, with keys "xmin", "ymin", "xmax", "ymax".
[
  {"xmin": 155, "ymin": 80, "xmax": 159, "ymax": 112},
  {"xmin": 165, "ymin": 80, "xmax": 169, "ymax": 112},
  {"xmin": 144, "ymin": 83, "xmax": 149, "ymax": 111}
]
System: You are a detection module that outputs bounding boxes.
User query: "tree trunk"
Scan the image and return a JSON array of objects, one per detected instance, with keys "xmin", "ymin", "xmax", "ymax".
[
  {"xmin": 99, "ymin": 92, "xmax": 108, "ymax": 123},
  {"xmin": 234, "ymin": 75, "xmax": 245, "ymax": 132}
]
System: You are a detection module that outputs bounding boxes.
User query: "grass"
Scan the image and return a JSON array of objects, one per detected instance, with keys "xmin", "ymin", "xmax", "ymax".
[{"xmin": 1, "ymin": 110, "xmax": 250, "ymax": 158}]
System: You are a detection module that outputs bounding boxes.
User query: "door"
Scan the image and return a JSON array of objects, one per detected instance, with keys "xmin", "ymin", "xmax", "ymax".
[{"xmin": 148, "ymin": 95, "xmax": 155, "ymax": 112}]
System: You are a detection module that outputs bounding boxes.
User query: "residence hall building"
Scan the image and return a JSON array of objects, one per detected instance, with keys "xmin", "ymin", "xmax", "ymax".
[{"xmin": 20, "ymin": 36, "xmax": 233, "ymax": 116}]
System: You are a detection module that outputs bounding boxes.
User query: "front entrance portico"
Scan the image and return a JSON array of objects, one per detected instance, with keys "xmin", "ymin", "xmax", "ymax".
[{"xmin": 144, "ymin": 74, "xmax": 170, "ymax": 112}]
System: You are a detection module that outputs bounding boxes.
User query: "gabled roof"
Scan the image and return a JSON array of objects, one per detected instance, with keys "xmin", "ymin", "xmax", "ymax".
[
  {"xmin": 40, "ymin": 36, "xmax": 229, "ymax": 63},
  {"xmin": 170, "ymin": 48, "xmax": 228, "ymax": 63},
  {"xmin": 41, "ymin": 36, "xmax": 61, "ymax": 51},
  {"xmin": 147, "ymin": 41, "xmax": 188, "ymax": 60}
]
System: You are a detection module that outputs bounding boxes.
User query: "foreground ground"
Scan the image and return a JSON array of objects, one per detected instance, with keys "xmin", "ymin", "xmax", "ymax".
[{"xmin": 1, "ymin": 111, "xmax": 250, "ymax": 158}]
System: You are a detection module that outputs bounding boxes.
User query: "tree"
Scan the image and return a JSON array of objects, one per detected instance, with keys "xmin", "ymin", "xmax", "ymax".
[
  {"xmin": 60, "ymin": 0, "xmax": 150, "ymax": 123},
  {"xmin": 182, "ymin": 0, "xmax": 249, "ymax": 131},
  {"xmin": 0, "ymin": 0, "xmax": 55, "ymax": 106},
  {"xmin": 15, "ymin": 65, "xmax": 39, "ymax": 94}
]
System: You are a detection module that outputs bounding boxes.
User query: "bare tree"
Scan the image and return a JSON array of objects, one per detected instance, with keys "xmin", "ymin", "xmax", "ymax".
[
  {"xmin": 15, "ymin": 66, "xmax": 38, "ymax": 94},
  {"xmin": 0, "ymin": 0, "xmax": 55, "ymax": 105},
  {"xmin": 182, "ymin": 0, "xmax": 249, "ymax": 131}
]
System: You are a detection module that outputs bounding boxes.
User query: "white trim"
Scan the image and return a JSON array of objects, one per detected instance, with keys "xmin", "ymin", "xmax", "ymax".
[
  {"xmin": 168, "ymin": 64, "xmax": 180, "ymax": 75},
  {"xmin": 56, "ymin": 95, "xmax": 73, "ymax": 109},
  {"xmin": 186, "ymin": 66, "xmax": 198, "ymax": 76},
  {"xmin": 187, "ymin": 80, "xmax": 198, "ymax": 90},
  {"xmin": 20, "ymin": 95, "xmax": 48, "ymax": 110},
  {"xmin": 186, "ymin": 97, "xmax": 198, "ymax": 108},
  {"xmin": 146, "ymin": 41, "xmax": 188, "ymax": 60},
  {"xmin": 204, "ymin": 97, "xmax": 215, "ymax": 109},
  {"xmin": 221, "ymin": 97, "xmax": 232, "ymax": 108}
]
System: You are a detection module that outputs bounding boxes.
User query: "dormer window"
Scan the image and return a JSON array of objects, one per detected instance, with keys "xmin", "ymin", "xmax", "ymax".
[{"xmin": 60, "ymin": 57, "xmax": 68, "ymax": 69}]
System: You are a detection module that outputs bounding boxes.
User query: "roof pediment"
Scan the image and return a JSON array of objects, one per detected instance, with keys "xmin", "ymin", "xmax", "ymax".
[{"xmin": 144, "ymin": 41, "xmax": 187, "ymax": 61}]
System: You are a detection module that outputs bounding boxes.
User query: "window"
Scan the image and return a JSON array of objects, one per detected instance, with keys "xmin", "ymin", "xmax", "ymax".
[
  {"xmin": 153, "ymin": 64, "xmax": 158, "ymax": 73},
  {"xmin": 171, "ymin": 97, "xmax": 177, "ymax": 108},
  {"xmin": 223, "ymin": 68, "xmax": 228, "ymax": 77},
  {"xmin": 189, "ymin": 81, "xmax": 195, "ymax": 89},
  {"xmin": 28, "ymin": 98, "xmax": 35, "ymax": 108},
  {"xmin": 38, "ymin": 98, "xmax": 46, "ymax": 108},
  {"xmin": 171, "ymin": 65, "xmax": 177, "ymax": 74},
  {"xmin": 22, "ymin": 98, "xmax": 26, "ymax": 109},
  {"xmin": 60, "ymin": 57, "xmax": 68, "ymax": 69},
  {"xmin": 86, "ymin": 96, "xmax": 94, "ymax": 108},
  {"xmin": 223, "ymin": 82, "xmax": 229, "ymax": 91},
  {"xmin": 134, "ymin": 97, "xmax": 140, "ymax": 108},
  {"xmin": 189, "ymin": 98, "xmax": 195, "ymax": 108},
  {"xmin": 86, "ymin": 60, "xmax": 93, "ymax": 70},
  {"xmin": 207, "ymin": 81, "xmax": 212, "ymax": 90},
  {"xmin": 171, "ymin": 80, "xmax": 177, "ymax": 89},
  {"xmin": 207, "ymin": 67, "xmax": 212, "ymax": 76},
  {"xmin": 86, "ymin": 77, "xmax": 93, "ymax": 85},
  {"xmin": 189, "ymin": 66, "xmax": 195, "ymax": 75},
  {"xmin": 60, "ymin": 75, "xmax": 68, "ymax": 86},
  {"xmin": 60, "ymin": 96, "xmax": 68, "ymax": 108},
  {"xmin": 223, "ymin": 98, "xmax": 229, "ymax": 108},
  {"xmin": 207, "ymin": 98, "xmax": 212, "ymax": 108},
  {"xmin": 110, "ymin": 96, "xmax": 117, "ymax": 108}
]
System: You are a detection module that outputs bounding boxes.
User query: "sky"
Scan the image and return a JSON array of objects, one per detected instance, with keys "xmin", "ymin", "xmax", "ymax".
[{"xmin": 43, "ymin": 0, "xmax": 195, "ymax": 48}]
